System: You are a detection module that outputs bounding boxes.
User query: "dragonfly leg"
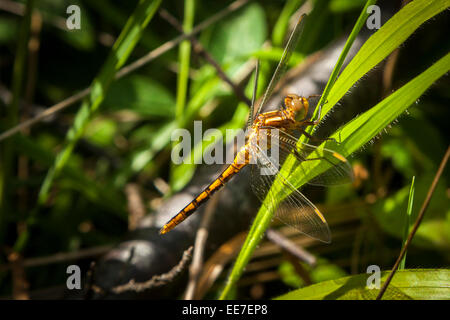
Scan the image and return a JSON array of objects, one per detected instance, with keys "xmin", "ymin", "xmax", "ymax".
[
  {"xmin": 306, "ymin": 96, "xmax": 328, "ymax": 124},
  {"xmin": 296, "ymin": 127, "xmax": 337, "ymax": 144}
]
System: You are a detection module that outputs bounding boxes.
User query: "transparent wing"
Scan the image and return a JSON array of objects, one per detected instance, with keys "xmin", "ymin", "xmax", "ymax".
[
  {"xmin": 256, "ymin": 14, "xmax": 307, "ymax": 116},
  {"xmin": 250, "ymin": 143, "xmax": 331, "ymax": 243},
  {"xmin": 247, "ymin": 60, "xmax": 260, "ymax": 130},
  {"xmin": 254, "ymin": 127, "xmax": 354, "ymax": 187}
]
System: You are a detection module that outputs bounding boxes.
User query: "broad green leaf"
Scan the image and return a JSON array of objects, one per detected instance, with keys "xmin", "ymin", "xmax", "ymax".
[
  {"xmin": 203, "ymin": 2, "xmax": 267, "ymax": 66},
  {"xmin": 102, "ymin": 75, "xmax": 175, "ymax": 117},
  {"xmin": 381, "ymin": 139, "xmax": 415, "ymax": 177},
  {"xmin": 276, "ymin": 269, "xmax": 450, "ymax": 300},
  {"xmin": 279, "ymin": 260, "xmax": 347, "ymax": 288},
  {"xmin": 84, "ymin": 118, "xmax": 117, "ymax": 147}
]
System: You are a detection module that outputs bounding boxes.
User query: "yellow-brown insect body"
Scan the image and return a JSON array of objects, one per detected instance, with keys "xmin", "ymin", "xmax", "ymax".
[
  {"xmin": 254, "ymin": 94, "xmax": 309, "ymax": 129},
  {"xmin": 159, "ymin": 148, "xmax": 249, "ymax": 235},
  {"xmin": 160, "ymin": 94, "xmax": 313, "ymax": 235}
]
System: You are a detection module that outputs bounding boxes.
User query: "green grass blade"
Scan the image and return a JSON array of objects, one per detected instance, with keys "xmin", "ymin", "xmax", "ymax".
[
  {"xmin": 37, "ymin": 0, "xmax": 162, "ymax": 204},
  {"xmin": 308, "ymin": 0, "xmax": 377, "ymax": 132},
  {"xmin": 219, "ymin": 51, "xmax": 450, "ymax": 299},
  {"xmin": 315, "ymin": 0, "xmax": 450, "ymax": 121},
  {"xmin": 0, "ymin": 0, "xmax": 35, "ymax": 242},
  {"xmin": 296, "ymin": 52, "xmax": 450, "ymax": 189},
  {"xmin": 175, "ymin": 0, "xmax": 195, "ymax": 122},
  {"xmin": 399, "ymin": 176, "xmax": 416, "ymax": 270},
  {"xmin": 170, "ymin": 0, "xmax": 196, "ymax": 189},
  {"xmin": 272, "ymin": 0, "xmax": 305, "ymax": 47}
]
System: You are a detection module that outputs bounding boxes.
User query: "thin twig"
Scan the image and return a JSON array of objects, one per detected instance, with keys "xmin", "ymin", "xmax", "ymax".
[
  {"xmin": 266, "ymin": 228, "xmax": 317, "ymax": 267},
  {"xmin": 105, "ymin": 246, "xmax": 194, "ymax": 294},
  {"xmin": 125, "ymin": 183, "xmax": 146, "ymax": 231},
  {"xmin": 0, "ymin": 0, "xmax": 69, "ymax": 30},
  {"xmin": 0, "ymin": 0, "xmax": 249, "ymax": 142},
  {"xmin": 376, "ymin": 145, "xmax": 450, "ymax": 300},
  {"xmin": 195, "ymin": 232, "xmax": 247, "ymax": 299},
  {"xmin": 283, "ymin": 251, "xmax": 312, "ymax": 285},
  {"xmin": 184, "ymin": 194, "xmax": 220, "ymax": 300},
  {"xmin": 84, "ymin": 261, "xmax": 97, "ymax": 300},
  {"xmin": 0, "ymin": 244, "xmax": 113, "ymax": 272},
  {"xmin": 7, "ymin": 251, "xmax": 29, "ymax": 300},
  {"xmin": 159, "ymin": 9, "xmax": 252, "ymax": 107}
]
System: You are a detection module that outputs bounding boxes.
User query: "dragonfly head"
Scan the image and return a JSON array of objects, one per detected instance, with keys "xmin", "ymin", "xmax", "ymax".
[{"xmin": 285, "ymin": 94, "xmax": 309, "ymax": 121}]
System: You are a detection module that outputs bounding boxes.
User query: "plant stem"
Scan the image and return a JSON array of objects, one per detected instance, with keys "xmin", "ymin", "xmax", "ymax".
[{"xmin": 376, "ymin": 146, "xmax": 450, "ymax": 299}]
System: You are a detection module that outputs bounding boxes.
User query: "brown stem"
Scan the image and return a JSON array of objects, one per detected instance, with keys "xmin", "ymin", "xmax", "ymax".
[{"xmin": 376, "ymin": 145, "xmax": 450, "ymax": 300}]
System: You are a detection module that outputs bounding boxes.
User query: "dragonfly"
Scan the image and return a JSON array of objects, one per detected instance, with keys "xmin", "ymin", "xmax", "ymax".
[{"xmin": 160, "ymin": 14, "xmax": 353, "ymax": 242}]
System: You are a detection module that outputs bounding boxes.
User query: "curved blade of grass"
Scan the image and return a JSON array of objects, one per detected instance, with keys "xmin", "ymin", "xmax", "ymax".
[
  {"xmin": 219, "ymin": 0, "xmax": 375, "ymax": 299},
  {"xmin": 175, "ymin": 0, "xmax": 195, "ymax": 122},
  {"xmin": 309, "ymin": 0, "xmax": 377, "ymax": 130},
  {"xmin": 310, "ymin": 0, "xmax": 450, "ymax": 125},
  {"xmin": 170, "ymin": 0, "xmax": 195, "ymax": 189},
  {"xmin": 219, "ymin": 52, "xmax": 450, "ymax": 299},
  {"xmin": 276, "ymin": 269, "xmax": 450, "ymax": 300},
  {"xmin": 272, "ymin": 0, "xmax": 305, "ymax": 47},
  {"xmin": 38, "ymin": 0, "xmax": 162, "ymax": 204},
  {"xmin": 399, "ymin": 176, "xmax": 415, "ymax": 270}
]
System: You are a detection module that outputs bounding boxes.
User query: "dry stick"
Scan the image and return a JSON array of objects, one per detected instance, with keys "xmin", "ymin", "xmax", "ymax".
[
  {"xmin": 282, "ymin": 251, "xmax": 313, "ymax": 285},
  {"xmin": 0, "ymin": 244, "xmax": 113, "ymax": 272},
  {"xmin": 194, "ymin": 232, "xmax": 247, "ymax": 299},
  {"xmin": 376, "ymin": 145, "xmax": 450, "ymax": 300},
  {"xmin": 184, "ymin": 194, "xmax": 220, "ymax": 300},
  {"xmin": 105, "ymin": 246, "xmax": 194, "ymax": 294},
  {"xmin": 0, "ymin": 0, "xmax": 68, "ymax": 30},
  {"xmin": 7, "ymin": 251, "xmax": 29, "ymax": 300},
  {"xmin": 159, "ymin": 9, "xmax": 252, "ymax": 107},
  {"xmin": 124, "ymin": 183, "xmax": 146, "ymax": 231},
  {"xmin": 266, "ymin": 228, "xmax": 317, "ymax": 267},
  {"xmin": 0, "ymin": 0, "xmax": 249, "ymax": 142}
]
